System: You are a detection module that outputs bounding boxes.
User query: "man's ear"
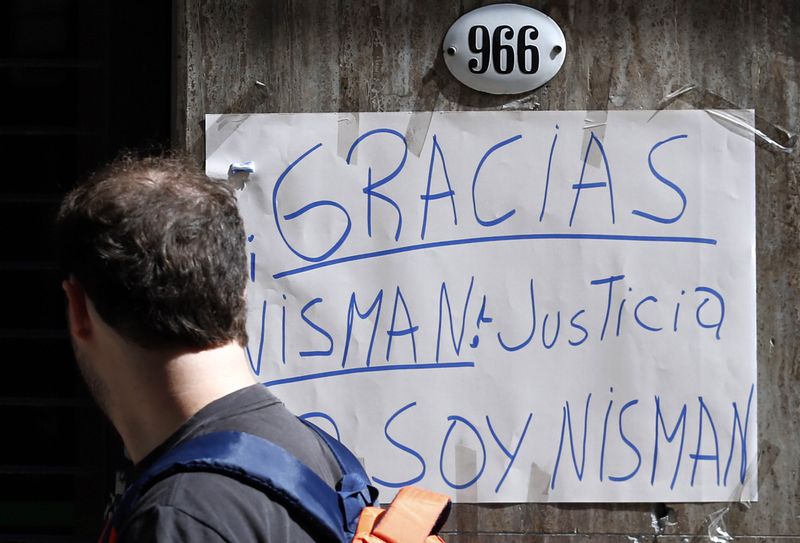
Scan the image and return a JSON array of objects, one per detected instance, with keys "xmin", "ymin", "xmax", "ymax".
[{"xmin": 62, "ymin": 277, "xmax": 93, "ymax": 340}]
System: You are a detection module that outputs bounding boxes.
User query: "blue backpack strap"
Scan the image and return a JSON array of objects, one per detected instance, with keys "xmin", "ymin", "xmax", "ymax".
[
  {"xmin": 301, "ymin": 420, "xmax": 380, "ymax": 538},
  {"xmin": 301, "ymin": 420, "xmax": 372, "ymax": 483},
  {"xmin": 111, "ymin": 431, "xmax": 348, "ymax": 543}
]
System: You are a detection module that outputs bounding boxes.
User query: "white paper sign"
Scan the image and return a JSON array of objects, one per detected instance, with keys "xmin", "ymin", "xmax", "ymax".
[{"xmin": 206, "ymin": 110, "xmax": 756, "ymax": 503}]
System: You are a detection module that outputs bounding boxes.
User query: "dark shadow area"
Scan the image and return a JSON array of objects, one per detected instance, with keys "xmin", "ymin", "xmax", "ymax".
[{"xmin": 0, "ymin": 1, "xmax": 170, "ymax": 540}]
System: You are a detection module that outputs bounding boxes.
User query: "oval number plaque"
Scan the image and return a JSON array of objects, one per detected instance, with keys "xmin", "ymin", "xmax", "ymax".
[{"xmin": 443, "ymin": 3, "xmax": 566, "ymax": 95}]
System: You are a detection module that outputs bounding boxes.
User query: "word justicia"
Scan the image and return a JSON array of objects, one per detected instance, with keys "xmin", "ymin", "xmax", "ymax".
[{"xmin": 243, "ymin": 273, "xmax": 725, "ymax": 374}]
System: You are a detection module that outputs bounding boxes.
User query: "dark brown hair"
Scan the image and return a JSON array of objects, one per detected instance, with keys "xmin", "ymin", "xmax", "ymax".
[{"xmin": 55, "ymin": 154, "xmax": 248, "ymax": 349}]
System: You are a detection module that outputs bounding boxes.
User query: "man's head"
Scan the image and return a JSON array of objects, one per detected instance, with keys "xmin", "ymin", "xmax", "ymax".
[{"xmin": 55, "ymin": 154, "xmax": 248, "ymax": 351}]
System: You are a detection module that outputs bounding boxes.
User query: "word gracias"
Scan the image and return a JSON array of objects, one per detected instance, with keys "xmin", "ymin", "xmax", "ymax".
[{"xmin": 271, "ymin": 127, "xmax": 692, "ymax": 263}]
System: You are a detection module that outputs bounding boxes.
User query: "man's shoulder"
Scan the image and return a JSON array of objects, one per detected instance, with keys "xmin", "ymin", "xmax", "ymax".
[
  {"xmin": 118, "ymin": 386, "xmax": 344, "ymax": 542},
  {"xmin": 184, "ymin": 385, "xmax": 344, "ymax": 486},
  {"xmin": 120, "ymin": 471, "xmax": 317, "ymax": 543}
]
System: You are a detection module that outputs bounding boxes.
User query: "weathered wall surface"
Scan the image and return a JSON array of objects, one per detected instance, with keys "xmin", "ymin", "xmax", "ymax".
[{"xmin": 175, "ymin": 1, "xmax": 799, "ymax": 540}]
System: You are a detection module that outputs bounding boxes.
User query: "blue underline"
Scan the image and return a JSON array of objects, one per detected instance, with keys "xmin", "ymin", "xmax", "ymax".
[
  {"xmin": 273, "ymin": 233, "xmax": 717, "ymax": 279},
  {"xmin": 263, "ymin": 361, "xmax": 475, "ymax": 387}
]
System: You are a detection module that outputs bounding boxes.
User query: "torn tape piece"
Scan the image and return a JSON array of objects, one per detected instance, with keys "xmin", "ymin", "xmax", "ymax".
[
  {"xmin": 405, "ymin": 110, "xmax": 435, "ymax": 158},
  {"xmin": 454, "ymin": 444, "xmax": 479, "ymax": 503},
  {"xmin": 609, "ymin": 94, "xmax": 627, "ymax": 107},
  {"xmin": 651, "ymin": 84, "xmax": 797, "ymax": 152},
  {"xmin": 654, "ymin": 83, "xmax": 740, "ymax": 115},
  {"xmin": 656, "ymin": 83, "xmax": 698, "ymax": 111},
  {"xmin": 405, "ymin": 73, "xmax": 444, "ymax": 157},
  {"xmin": 583, "ymin": 121, "xmax": 607, "ymax": 130},
  {"xmin": 706, "ymin": 109, "xmax": 797, "ymax": 154},
  {"xmin": 526, "ymin": 462, "xmax": 551, "ymax": 501},
  {"xmin": 581, "ymin": 110, "xmax": 608, "ymax": 168},
  {"xmin": 228, "ymin": 161, "xmax": 256, "ymax": 175},
  {"xmin": 337, "ymin": 112, "xmax": 360, "ymax": 163},
  {"xmin": 206, "ymin": 114, "xmax": 252, "ymax": 159},
  {"xmin": 725, "ymin": 444, "xmax": 763, "ymax": 507},
  {"xmin": 650, "ymin": 505, "xmax": 677, "ymax": 535},
  {"xmin": 227, "ymin": 162, "xmax": 256, "ymax": 190},
  {"xmin": 706, "ymin": 507, "xmax": 733, "ymax": 543},
  {"xmin": 501, "ymin": 92, "xmax": 540, "ymax": 110}
]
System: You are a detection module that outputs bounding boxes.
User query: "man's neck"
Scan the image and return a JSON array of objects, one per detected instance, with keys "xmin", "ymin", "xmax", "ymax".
[{"xmin": 107, "ymin": 341, "xmax": 257, "ymax": 463}]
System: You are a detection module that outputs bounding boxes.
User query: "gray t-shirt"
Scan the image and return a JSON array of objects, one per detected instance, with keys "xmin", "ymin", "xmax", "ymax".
[{"xmin": 117, "ymin": 385, "xmax": 344, "ymax": 542}]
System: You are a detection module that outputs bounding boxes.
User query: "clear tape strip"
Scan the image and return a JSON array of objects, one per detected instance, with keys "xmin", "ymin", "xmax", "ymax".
[
  {"xmin": 652, "ymin": 83, "xmax": 797, "ymax": 153},
  {"xmin": 405, "ymin": 110, "xmax": 436, "ymax": 157},
  {"xmin": 655, "ymin": 83, "xmax": 698, "ymax": 110},
  {"xmin": 337, "ymin": 112, "xmax": 360, "ymax": 162},
  {"xmin": 581, "ymin": 111, "xmax": 608, "ymax": 168},
  {"xmin": 501, "ymin": 92, "xmax": 541, "ymax": 110},
  {"xmin": 526, "ymin": 462, "xmax": 551, "ymax": 501},
  {"xmin": 454, "ymin": 444, "xmax": 479, "ymax": 502},
  {"xmin": 583, "ymin": 121, "xmax": 607, "ymax": 130},
  {"xmin": 206, "ymin": 114, "xmax": 252, "ymax": 161},
  {"xmin": 707, "ymin": 506, "xmax": 733, "ymax": 543},
  {"xmin": 706, "ymin": 109, "xmax": 796, "ymax": 153},
  {"xmin": 404, "ymin": 70, "xmax": 445, "ymax": 157}
]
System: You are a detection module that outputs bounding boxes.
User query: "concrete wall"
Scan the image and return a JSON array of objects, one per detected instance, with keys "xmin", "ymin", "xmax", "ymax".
[{"xmin": 174, "ymin": 1, "xmax": 800, "ymax": 540}]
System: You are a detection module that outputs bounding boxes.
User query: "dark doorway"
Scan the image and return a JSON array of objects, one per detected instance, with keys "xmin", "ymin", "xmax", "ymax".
[{"xmin": 0, "ymin": 1, "xmax": 171, "ymax": 540}]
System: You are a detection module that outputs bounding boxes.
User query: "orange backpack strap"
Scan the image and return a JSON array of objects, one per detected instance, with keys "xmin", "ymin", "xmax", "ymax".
[
  {"xmin": 366, "ymin": 486, "xmax": 451, "ymax": 543},
  {"xmin": 353, "ymin": 507, "xmax": 386, "ymax": 542}
]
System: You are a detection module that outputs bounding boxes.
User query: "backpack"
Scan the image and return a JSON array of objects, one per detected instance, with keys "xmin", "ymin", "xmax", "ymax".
[{"xmin": 100, "ymin": 421, "xmax": 451, "ymax": 543}]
